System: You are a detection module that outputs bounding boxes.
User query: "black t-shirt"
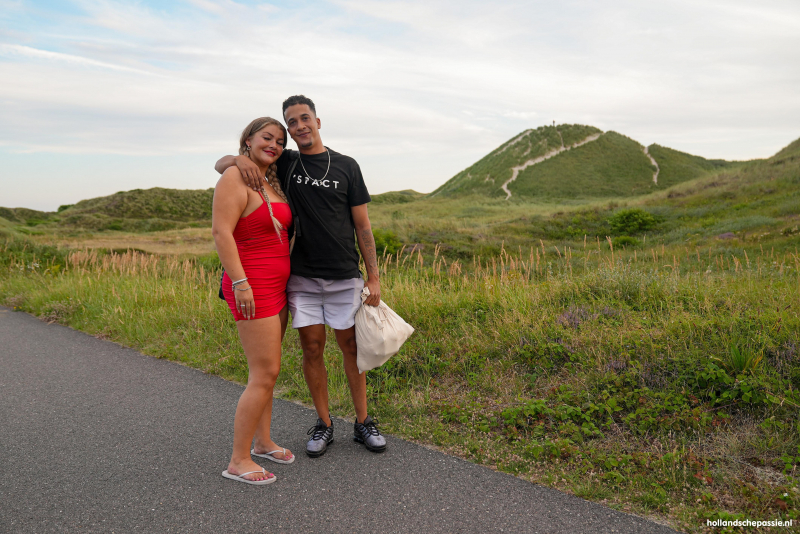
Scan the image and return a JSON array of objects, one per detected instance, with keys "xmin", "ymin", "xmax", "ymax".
[{"xmin": 276, "ymin": 148, "xmax": 371, "ymax": 279}]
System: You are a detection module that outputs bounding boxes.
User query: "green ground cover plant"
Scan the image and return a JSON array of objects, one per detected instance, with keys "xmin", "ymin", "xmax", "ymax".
[{"xmin": 2, "ymin": 237, "xmax": 798, "ymax": 533}]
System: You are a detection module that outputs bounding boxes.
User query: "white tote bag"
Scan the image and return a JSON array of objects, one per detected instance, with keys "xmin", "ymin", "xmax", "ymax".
[{"xmin": 354, "ymin": 287, "xmax": 415, "ymax": 373}]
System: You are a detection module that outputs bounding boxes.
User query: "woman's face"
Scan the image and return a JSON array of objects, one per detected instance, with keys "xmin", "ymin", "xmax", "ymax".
[{"xmin": 247, "ymin": 124, "xmax": 285, "ymax": 166}]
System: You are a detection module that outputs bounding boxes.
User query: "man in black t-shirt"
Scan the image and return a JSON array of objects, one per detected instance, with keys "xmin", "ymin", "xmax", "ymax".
[{"xmin": 215, "ymin": 96, "xmax": 386, "ymax": 457}]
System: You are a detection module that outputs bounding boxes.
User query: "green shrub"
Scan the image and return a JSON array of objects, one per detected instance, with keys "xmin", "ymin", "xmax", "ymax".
[
  {"xmin": 373, "ymin": 228, "xmax": 402, "ymax": 255},
  {"xmin": 611, "ymin": 236, "xmax": 640, "ymax": 248},
  {"xmin": 608, "ymin": 208, "xmax": 656, "ymax": 234}
]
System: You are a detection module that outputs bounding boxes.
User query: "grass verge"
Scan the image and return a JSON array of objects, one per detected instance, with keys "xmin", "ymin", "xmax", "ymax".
[{"xmin": 2, "ymin": 238, "xmax": 798, "ymax": 532}]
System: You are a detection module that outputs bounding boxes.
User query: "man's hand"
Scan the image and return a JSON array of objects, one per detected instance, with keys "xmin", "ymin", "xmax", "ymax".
[
  {"xmin": 234, "ymin": 155, "xmax": 262, "ymax": 190},
  {"xmin": 364, "ymin": 277, "xmax": 380, "ymax": 307},
  {"xmin": 214, "ymin": 155, "xmax": 261, "ymax": 190}
]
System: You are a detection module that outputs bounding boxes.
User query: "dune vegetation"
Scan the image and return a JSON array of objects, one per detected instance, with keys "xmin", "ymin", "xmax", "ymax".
[{"xmin": 1, "ymin": 130, "xmax": 799, "ymax": 532}]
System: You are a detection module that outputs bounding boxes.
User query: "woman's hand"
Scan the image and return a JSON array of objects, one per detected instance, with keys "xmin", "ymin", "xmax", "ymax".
[
  {"xmin": 235, "ymin": 286, "xmax": 256, "ymax": 319},
  {"xmin": 234, "ymin": 155, "xmax": 263, "ymax": 191}
]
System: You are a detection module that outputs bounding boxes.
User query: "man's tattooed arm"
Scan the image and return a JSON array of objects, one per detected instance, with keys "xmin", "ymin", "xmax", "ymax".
[
  {"xmin": 352, "ymin": 204, "xmax": 381, "ymax": 306},
  {"xmin": 359, "ymin": 227, "xmax": 379, "ymax": 278}
]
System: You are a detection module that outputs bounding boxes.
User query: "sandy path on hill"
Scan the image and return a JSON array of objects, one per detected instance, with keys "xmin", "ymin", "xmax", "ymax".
[
  {"xmin": 643, "ymin": 146, "xmax": 659, "ymax": 184},
  {"xmin": 496, "ymin": 129, "xmax": 533, "ymax": 155},
  {"xmin": 501, "ymin": 133, "xmax": 602, "ymax": 200}
]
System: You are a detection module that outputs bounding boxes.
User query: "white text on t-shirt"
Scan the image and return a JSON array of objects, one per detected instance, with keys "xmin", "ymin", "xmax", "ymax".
[{"xmin": 294, "ymin": 173, "xmax": 339, "ymax": 189}]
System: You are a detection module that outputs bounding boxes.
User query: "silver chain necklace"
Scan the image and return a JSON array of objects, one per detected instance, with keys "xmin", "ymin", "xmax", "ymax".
[{"xmin": 298, "ymin": 148, "xmax": 331, "ymax": 181}]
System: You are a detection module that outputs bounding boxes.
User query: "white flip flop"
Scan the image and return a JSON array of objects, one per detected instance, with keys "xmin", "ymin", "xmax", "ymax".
[
  {"xmin": 251, "ymin": 447, "xmax": 295, "ymax": 464},
  {"xmin": 221, "ymin": 467, "xmax": 276, "ymax": 485}
]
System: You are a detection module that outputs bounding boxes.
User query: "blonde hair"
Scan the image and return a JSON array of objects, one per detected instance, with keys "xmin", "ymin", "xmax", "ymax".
[
  {"xmin": 239, "ymin": 117, "xmax": 288, "ymax": 203},
  {"xmin": 239, "ymin": 117, "xmax": 291, "ymax": 243}
]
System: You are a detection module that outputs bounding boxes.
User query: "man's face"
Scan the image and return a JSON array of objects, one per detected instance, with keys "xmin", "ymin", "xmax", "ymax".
[{"xmin": 284, "ymin": 104, "xmax": 321, "ymax": 149}]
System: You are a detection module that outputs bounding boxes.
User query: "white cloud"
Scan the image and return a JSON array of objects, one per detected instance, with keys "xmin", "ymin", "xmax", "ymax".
[{"xmin": 0, "ymin": 43, "xmax": 155, "ymax": 75}]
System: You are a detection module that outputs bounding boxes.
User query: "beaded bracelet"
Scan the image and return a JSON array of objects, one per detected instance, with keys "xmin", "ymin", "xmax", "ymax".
[{"xmin": 231, "ymin": 277, "xmax": 248, "ymax": 287}]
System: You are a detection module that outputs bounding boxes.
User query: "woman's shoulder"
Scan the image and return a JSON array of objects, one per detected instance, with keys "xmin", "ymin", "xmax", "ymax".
[{"xmin": 216, "ymin": 166, "xmax": 247, "ymax": 189}]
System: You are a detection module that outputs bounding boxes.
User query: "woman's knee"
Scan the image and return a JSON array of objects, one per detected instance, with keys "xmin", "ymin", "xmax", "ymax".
[{"xmin": 248, "ymin": 367, "xmax": 279, "ymax": 390}]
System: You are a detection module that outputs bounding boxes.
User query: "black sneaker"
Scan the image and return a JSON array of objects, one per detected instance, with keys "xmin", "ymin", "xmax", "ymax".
[
  {"xmin": 353, "ymin": 416, "xmax": 387, "ymax": 453},
  {"xmin": 306, "ymin": 418, "xmax": 334, "ymax": 458}
]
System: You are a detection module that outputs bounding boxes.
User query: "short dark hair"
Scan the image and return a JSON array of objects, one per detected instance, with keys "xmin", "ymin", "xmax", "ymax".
[{"xmin": 282, "ymin": 95, "xmax": 316, "ymax": 117}]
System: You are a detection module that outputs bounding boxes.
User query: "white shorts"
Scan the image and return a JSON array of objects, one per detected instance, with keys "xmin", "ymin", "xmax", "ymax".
[{"xmin": 287, "ymin": 275, "xmax": 364, "ymax": 330}]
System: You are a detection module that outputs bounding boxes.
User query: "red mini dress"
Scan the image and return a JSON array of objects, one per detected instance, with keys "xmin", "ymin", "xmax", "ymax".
[{"xmin": 221, "ymin": 193, "xmax": 292, "ymax": 321}]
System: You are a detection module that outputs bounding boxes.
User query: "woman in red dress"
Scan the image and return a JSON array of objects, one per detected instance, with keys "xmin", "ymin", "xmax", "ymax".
[{"xmin": 212, "ymin": 117, "xmax": 294, "ymax": 485}]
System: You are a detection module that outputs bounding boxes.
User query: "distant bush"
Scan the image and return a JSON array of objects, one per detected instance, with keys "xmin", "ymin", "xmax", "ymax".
[
  {"xmin": 608, "ymin": 208, "xmax": 656, "ymax": 234},
  {"xmin": 57, "ymin": 204, "xmax": 74, "ymax": 213},
  {"xmin": 611, "ymin": 235, "xmax": 640, "ymax": 248},
  {"xmin": 373, "ymin": 228, "xmax": 402, "ymax": 255}
]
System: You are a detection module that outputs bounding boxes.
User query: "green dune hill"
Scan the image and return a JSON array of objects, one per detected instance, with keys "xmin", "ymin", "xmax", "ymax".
[
  {"xmin": 0, "ymin": 187, "xmax": 215, "ymax": 234},
  {"xmin": 370, "ymin": 189, "xmax": 425, "ymax": 204},
  {"xmin": 59, "ymin": 187, "xmax": 214, "ymax": 232},
  {"xmin": 508, "ymin": 131, "xmax": 657, "ymax": 199},
  {"xmin": 0, "ymin": 207, "xmax": 57, "ymax": 238},
  {"xmin": 646, "ymin": 144, "xmax": 735, "ymax": 188},
  {"xmin": 430, "ymin": 124, "xmax": 602, "ymax": 198},
  {"xmin": 644, "ymin": 137, "xmax": 800, "ymax": 240},
  {"xmin": 431, "ymin": 124, "xmax": 736, "ymax": 201},
  {"xmin": 530, "ymin": 135, "xmax": 799, "ymax": 246},
  {"xmin": 0, "ymin": 207, "xmax": 52, "ymax": 224},
  {"xmin": 62, "ymin": 187, "xmax": 214, "ymax": 221},
  {"xmin": 772, "ymin": 137, "xmax": 800, "ymax": 160}
]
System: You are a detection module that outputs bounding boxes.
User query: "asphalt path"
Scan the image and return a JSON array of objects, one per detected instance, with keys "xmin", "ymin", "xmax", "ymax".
[{"xmin": 0, "ymin": 307, "xmax": 678, "ymax": 533}]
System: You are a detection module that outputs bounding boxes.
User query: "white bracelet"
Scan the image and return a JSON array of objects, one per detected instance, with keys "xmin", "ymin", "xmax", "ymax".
[{"xmin": 231, "ymin": 277, "xmax": 248, "ymax": 286}]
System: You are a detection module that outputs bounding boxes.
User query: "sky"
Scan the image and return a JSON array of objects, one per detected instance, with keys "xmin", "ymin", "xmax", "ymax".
[{"xmin": 1, "ymin": 0, "xmax": 799, "ymax": 211}]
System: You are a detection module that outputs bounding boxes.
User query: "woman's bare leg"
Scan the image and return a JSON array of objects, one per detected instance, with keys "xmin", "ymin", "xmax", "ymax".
[
  {"xmin": 252, "ymin": 306, "xmax": 292, "ymax": 459},
  {"xmin": 226, "ymin": 313, "xmax": 290, "ymax": 480}
]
